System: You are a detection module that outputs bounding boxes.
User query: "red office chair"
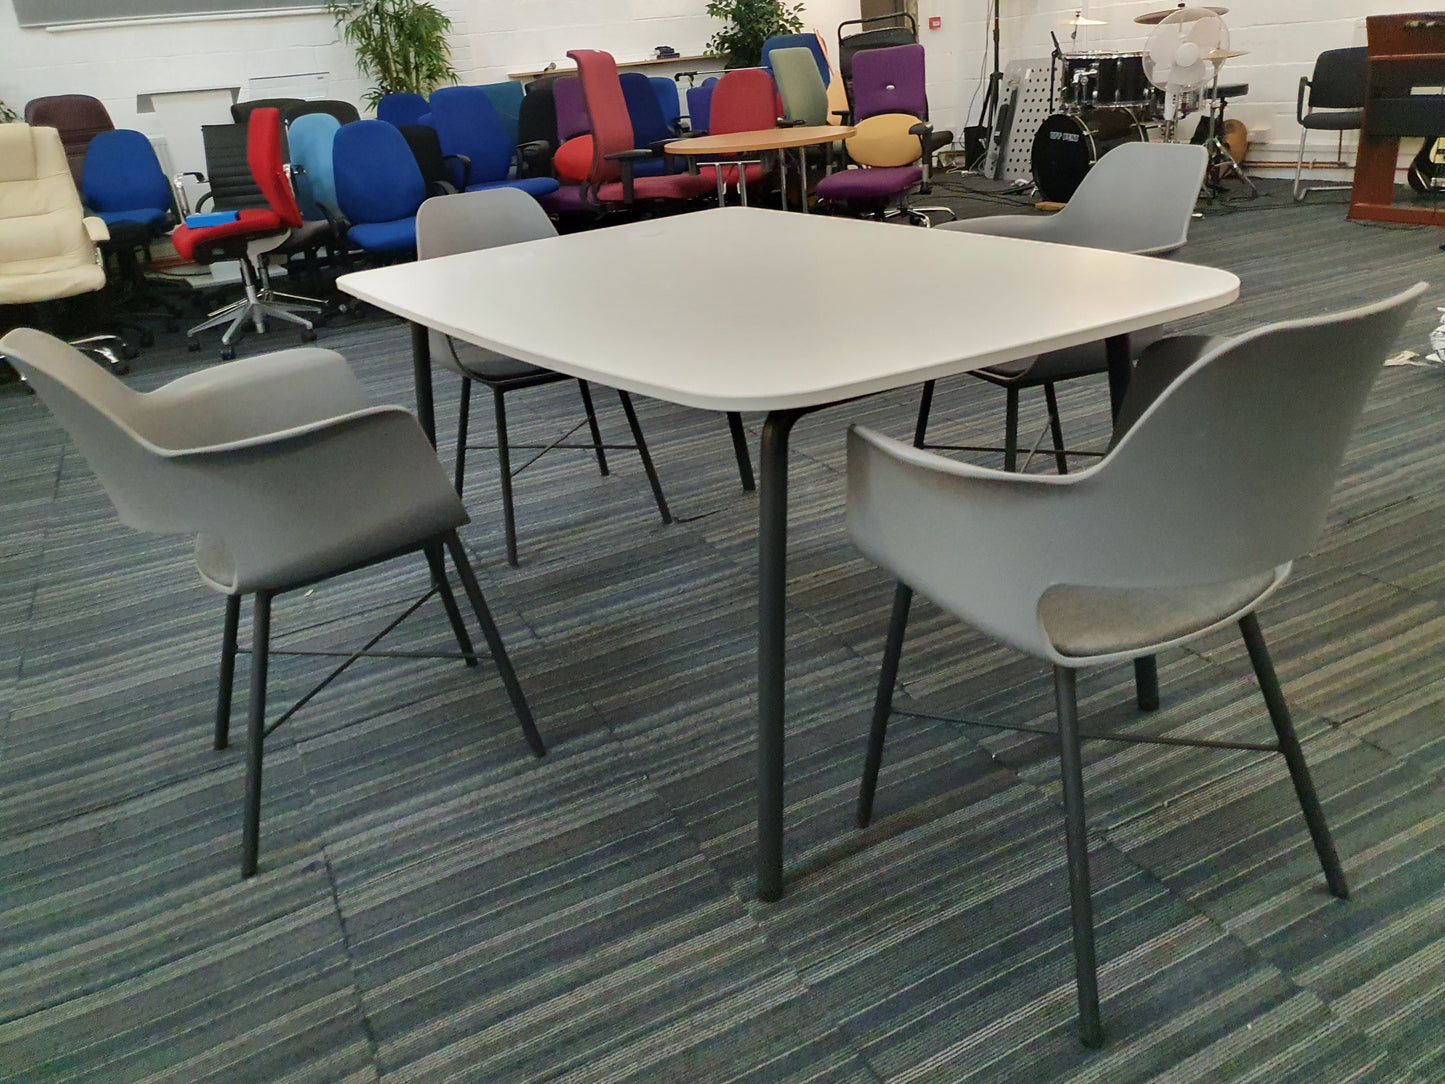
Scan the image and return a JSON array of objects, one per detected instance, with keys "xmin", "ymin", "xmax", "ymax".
[
  {"xmin": 568, "ymin": 49, "xmax": 715, "ymax": 209},
  {"xmin": 697, "ymin": 68, "xmax": 777, "ymax": 202},
  {"xmin": 170, "ymin": 107, "xmax": 321, "ymax": 360}
]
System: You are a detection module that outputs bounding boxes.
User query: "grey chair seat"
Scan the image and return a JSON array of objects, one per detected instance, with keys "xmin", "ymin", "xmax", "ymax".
[
  {"xmin": 1301, "ymin": 109, "xmax": 1363, "ymax": 130},
  {"xmin": 1039, "ymin": 572, "xmax": 1277, "ymax": 659}
]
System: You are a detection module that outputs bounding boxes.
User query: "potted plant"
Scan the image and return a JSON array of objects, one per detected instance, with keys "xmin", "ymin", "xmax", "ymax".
[
  {"xmin": 705, "ymin": 0, "xmax": 805, "ymax": 69},
  {"xmin": 325, "ymin": 0, "xmax": 457, "ymax": 110}
]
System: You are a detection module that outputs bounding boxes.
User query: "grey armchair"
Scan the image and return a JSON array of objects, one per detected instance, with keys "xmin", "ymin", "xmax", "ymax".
[
  {"xmin": 847, "ymin": 284, "xmax": 1423, "ymax": 1046},
  {"xmin": 416, "ymin": 188, "xmax": 672, "ymax": 567},
  {"xmin": 0, "ymin": 328, "xmax": 544, "ymax": 878},
  {"xmin": 919, "ymin": 141, "xmax": 1208, "ymax": 471}
]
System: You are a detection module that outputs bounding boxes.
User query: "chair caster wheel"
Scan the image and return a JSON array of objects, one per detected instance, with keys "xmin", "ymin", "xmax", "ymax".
[
  {"xmin": 300, "ymin": 328, "xmax": 317, "ymax": 343},
  {"xmin": 187, "ymin": 339, "xmax": 201, "ymax": 352},
  {"xmin": 220, "ymin": 345, "xmax": 236, "ymax": 361}
]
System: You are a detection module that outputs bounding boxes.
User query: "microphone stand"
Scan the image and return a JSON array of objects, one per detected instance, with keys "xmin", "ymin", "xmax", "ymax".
[{"xmin": 977, "ymin": 0, "xmax": 1003, "ymax": 133}]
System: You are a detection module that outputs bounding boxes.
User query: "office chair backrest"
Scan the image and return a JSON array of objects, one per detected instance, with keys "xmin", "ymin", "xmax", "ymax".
[
  {"xmin": 771, "ymin": 47, "xmax": 830, "ymax": 126},
  {"xmin": 232, "ymin": 97, "xmax": 304, "ymax": 125},
  {"xmin": 761, "ymin": 33, "xmax": 831, "ymax": 86},
  {"xmin": 416, "ymin": 188, "xmax": 558, "ymax": 370},
  {"xmin": 23, "ymin": 94, "xmax": 114, "ymax": 186},
  {"xmin": 553, "ymin": 77, "xmax": 590, "ymax": 141},
  {"xmin": 286, "ymin": 112, "xmax": 341, "ymax": 220},
  {"xmin": 620, "ymin": 72, "xmax": 670, "ymax": 147},
  {"xmin": 200, "ymin": 123, "xmax": 268, "ymax": 210},
  {"xmin": 517, "ymin": 75, "xmax": 561, "ymax": 150},
  {"xmin": 851, "ymin": 44, "xmax": 928, "ymax": 121},
  {"xmin": 1308, "ymin": 47, "xmax": 1369, "ymax": 109},
  {"xmin": 429, "ymin": 85, "xmax": 514, "ymax": 185},
  {"xmin": 283, "ymin": 99, "xmax": 361, "ymax": 126},
  {"xmin": 246, "ymin": 108, "xmax": 303, "ymax": 230},
  {"xmin": 0, "ymin": 125, "xmax": 106, "ymax": 306},
  {"xmin": 648, "ymin": 76, "xmax": 682, "ymax": 130},
  {"xmin": 377, "ymin": 92, "xmax": 429, "ymax": 126},
  {"xmin": 81, "ymin": 129, "xmax": 173, "ymax": 230},
  {"xmin": 479, "ymin": 80, "xmax": 525, "ymax": 147},
  {"xmin": 333, "ymin": 120, "xmax": 427, "ymax": 224},
  {"xmin": 708, "ymin": 68, "xmax": 778, "ymax": 136},
  {"xmin": 686, "ymin": 78, "xmax": 719, "ymax": 133},
  {"xmin": 569, "ymin": 50, "xmax": 636, "ymax": 184},
  {"xmin": 1052, "ymin": 142, "xmax": 1207, "ymax": 255},
  {"xmin": 837, "ymin": 14, "xmax": 917, "ymax": 84}
]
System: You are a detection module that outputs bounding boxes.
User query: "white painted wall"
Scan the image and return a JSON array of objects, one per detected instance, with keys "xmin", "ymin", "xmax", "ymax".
[{"xmin": 0, "ymin": 0, "xmax": 1408, "ymax": 179}]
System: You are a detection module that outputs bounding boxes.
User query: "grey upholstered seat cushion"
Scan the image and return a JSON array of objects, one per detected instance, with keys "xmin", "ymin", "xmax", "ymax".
[{"xmin": 1037, "ymin": 572, "xmax": 1277, "ymax": 659}]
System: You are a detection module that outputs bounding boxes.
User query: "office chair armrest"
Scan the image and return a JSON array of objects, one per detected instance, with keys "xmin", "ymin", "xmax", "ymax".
[
  {"xmin": 315, "ymin": 200, "xmax": 351, "ymax": 234},
  {"xmin": 1296, "ymin": 75, "xmax": 1310, "ymax": 125},
  {"xmin": 779, "ymin": 118, "xmax": 805, "ymax": 127},
  {"xmin": 82, "ymin": 217, "xmax": 110, "ymax": 244},
  {"xmin": 443, "ymin": 153, "xmax": 471, "ymax": 190},
  {"xmin": 832, "ymin": 109, "xmax": 853, "ymax": 124},
  {"xmin": 606, "ymin": 149, "xmax": 653, "ymax": 203},
  {"xmin": 908, "ymin": 121, "xmax": 935, "ymax": 189},
  {"xmin": 516, "ymin": 139, "xmax": 552, "ymax": 177},
  {"xmin": 172, "ymin": 170, "xmax": 205, "ymax": 217}
]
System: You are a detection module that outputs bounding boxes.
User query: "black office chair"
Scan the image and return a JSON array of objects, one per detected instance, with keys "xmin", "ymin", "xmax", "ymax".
[
  {"xmin": 398, "ymin": 124, "xmax": 466, "ymax": 195},
  {"xmin": 1294, "ymin": 47, "xmax": 1367, "ymax": 201},
  {"xmin": 837, "ymin": 12, "xmax": 918, "ymax": 105},
  {"xmin": 282, "ymin": 99, "xmax": 362, "ymax": 126},
  {"xmin": 231, "ymin": 97, "xmax": 305, "ymax": 125}
]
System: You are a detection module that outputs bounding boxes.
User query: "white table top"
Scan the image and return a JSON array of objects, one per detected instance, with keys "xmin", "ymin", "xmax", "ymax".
[{"xmin": 338, "ymin": 207, "xmax": 1240, "ymax": 413}]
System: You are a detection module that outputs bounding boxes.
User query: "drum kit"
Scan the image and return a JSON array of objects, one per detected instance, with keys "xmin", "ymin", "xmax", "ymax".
[{"xmin": 1030, "ymin": 4, "xmax": 1253, "ymax": 202}]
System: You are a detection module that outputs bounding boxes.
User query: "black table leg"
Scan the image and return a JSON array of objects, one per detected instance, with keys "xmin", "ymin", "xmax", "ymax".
[
  {"xmin": 1103, "ymin": 332, "xmax": 1160, "ymax": 709},
  {"xmin": 411, "ymin": 321, "xmax": 436, "ymax": 446},
  {"xmin": 757, "ymin": 407, "xmax": 805, "ymax": 903}
]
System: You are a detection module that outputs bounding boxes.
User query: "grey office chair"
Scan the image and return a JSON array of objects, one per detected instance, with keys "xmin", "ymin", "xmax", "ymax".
[
  {"xmin": 415, "ymin": 188, "xmax": 673, "ymax": 567},
  {"xmin": 917, "ymin": 141, "xmax": 1209, "ymax": 471},
  {"xmin": 848, "ymin": 283, "xmax": 1423, "ymax": 1047},
  {"xmin": 1293, "ymin": 47, "xmax": 1368, "ymax": 202},
  {"xmin": 0, "ymin": 328, "xmax": 544, "ymax": 879}
]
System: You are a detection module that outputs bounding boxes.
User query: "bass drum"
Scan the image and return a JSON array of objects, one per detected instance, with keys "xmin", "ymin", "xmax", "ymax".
[{"xmin": 1031, "ymin": 108, "xmax": 1148, "ymax": 202}]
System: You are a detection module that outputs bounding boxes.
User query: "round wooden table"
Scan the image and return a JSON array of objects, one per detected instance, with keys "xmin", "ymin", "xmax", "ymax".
[{"xmin": 663, "ymin": 124, "xmax": 856, "ymax": 212}]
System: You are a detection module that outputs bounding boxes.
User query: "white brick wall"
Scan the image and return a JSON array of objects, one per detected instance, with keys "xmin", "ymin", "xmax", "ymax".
[{"xmin": 0, "ymin": 1, "xmax": 1406, "ymax": 178}]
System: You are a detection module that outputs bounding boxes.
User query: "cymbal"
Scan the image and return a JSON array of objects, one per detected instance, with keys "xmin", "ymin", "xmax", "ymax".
[
  {"xmin": 1204, "ymin": 48, "xmax": 1248, "ymax": 60},
  {"xmin": 1134, "ymin": 5, "xmax": 1228, "ymax": 24},
  {"xmin": 1060, "ymin": 14, "xmax": 1105, "ymax": 25}
]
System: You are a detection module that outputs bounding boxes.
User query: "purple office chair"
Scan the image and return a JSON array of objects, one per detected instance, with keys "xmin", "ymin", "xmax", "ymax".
[{"xmin": 815, "ymin": 44, "xmax": 952, "ymax": 225}]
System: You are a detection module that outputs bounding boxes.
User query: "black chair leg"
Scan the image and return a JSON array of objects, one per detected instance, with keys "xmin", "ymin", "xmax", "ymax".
[
  {"xmin": 1238, "ymin": 613, "xmax": 1349, "ymax": 899},
  {"xmin": 1055, "ymin": 664, "xmax": 1104, "ymax": 1048},
  {"xmin": 1043, "ymin": 382, "xmax": 1068, "ymax": 475},
  {"xmin": 424, "ymin": 542, "xmax": 477, "ymax": 668},
  {"xmin": 215, "ymin": 593, "xmax": 241, "ymax": 750},
  {"xmin": 241, "ymin": 591, "xmax": 271, "ymax": 879},
  {"xmin": 858, "ymin": 582, "xmax": 913, "ymax": 828},
  {"xmin": 617, "ymin": 391, "xmax": 673, "ymax": 524},
  {"xmin": 913, "ymin": 380, "xmax": 935, "ymax": 448},
  {"xmin": 727, "ymin": 411, "xmax": 756, "ymax": 492},
  {"xmin": 1004, "ymin": 386, "xmax": 1020, "ymax": 472},
  {"xmin": 578, "ymin": 380, "xmax": 610, "ymax": 476},
  {"xmin": 454, "ymin": 377, "xmax": 472, "ymax": 496},
  {"xmin": 443, "ymin": 530, "xmax": 546, "ymax": 758},
  {"xmin": 493, "ymin": 387, "xmax": 520, "ymax": 567}
]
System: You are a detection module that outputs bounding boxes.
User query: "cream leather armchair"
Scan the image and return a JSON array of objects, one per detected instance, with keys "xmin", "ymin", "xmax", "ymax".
[{"xmin": 0, "ymin": 123, "xmax": 130, "ymax": 373}]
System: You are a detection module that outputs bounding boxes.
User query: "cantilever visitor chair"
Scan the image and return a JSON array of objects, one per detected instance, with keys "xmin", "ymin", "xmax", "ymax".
[
  {"xmin": 170, "ymin": 108, "xmax": 321, "ymax": 359},
  {"xmin": 332, "ymin": 120, "xmax": 429, "ymax": 256},
  {"xmin": 416, "ymin": 188, "xmax": 672, "ymax": 566},
  {"xmin": 917, "ymin": 141, "xmax": 1209, "ymax": 472},
  {"xmin": 1294, "ymin": 47, "xmax": 1368, "ymax": 201},
  {"xmin": 1, "ymin": 328, "xmax": 545, "ymax": 878},
  {"xmin": 0, "ymin": 124, "xmax": 130, "ymax": 373},
  {"xmin": 849, "ymin": 284, "xmax": 1423, "ymax": 1047}
]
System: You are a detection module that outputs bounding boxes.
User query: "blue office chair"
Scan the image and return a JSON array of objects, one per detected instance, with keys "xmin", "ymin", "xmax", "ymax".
[
  {"xmin": 620, "ymin": 72, "xmax": 680, "ymax": 177},
  {"xmin": 376, "ymin": 92, "xmax": 429, "ymax": 126},
  {"xmin": 761, "ymin": 33, "xmax": 831, "ymax": 86},
  {"xmin": 686, "ymin": 77, "xmax": 719, "ymax": 133},
  {"xmin": 648, "ymin": 76, "xmax": 684, "ymax": 132},
  {"xmin": 332, "ymin": 120, "xmax": 427, "ymax": 255},
  {"xmin": 427, "ymin": 85, "xmax": 560, "ymax": 199},
  {"xmin": 479, "ymin": 80, "xmax": 525, "ymax": 148},
  {"xmin": 286, "ymin": 112, "xmax": 342, "ymax": 222}
]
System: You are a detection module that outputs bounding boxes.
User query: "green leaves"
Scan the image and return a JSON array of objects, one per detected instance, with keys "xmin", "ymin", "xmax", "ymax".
[
  {"xmin": 326, "ymin": 0, "xmax": 457, "ymax": 109},
  {"xmin": 704, "ymin": 0, "xmax": 805, "ymax": 69}
]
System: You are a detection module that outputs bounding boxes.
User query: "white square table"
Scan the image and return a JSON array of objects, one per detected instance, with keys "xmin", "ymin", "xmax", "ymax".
[{"xmin": 338, "ymin": 206, "xmax": 1240, "ymax": 902}]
